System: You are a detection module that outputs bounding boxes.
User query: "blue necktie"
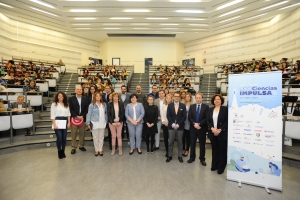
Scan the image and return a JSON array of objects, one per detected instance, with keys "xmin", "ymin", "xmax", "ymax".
[{"xmin": 195, "ymin": 105, "xmax": 201, "ymax": 123}]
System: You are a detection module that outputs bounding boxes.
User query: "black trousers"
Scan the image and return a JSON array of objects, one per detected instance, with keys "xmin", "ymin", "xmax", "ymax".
[
  {"xmin": 190, "ymin": 129, "xmax": 206, "ymax": 161},
  {"xmin": 210, "ymin": 137, "xmax": 227, "ymax": 173},
  {"xmin": 182, "ymin": 129, "xmax": 190, "ymax": 151},
  {"xmin": 162, "ymin": 125, "xmax": 169, "ymax": 154},
  {"xmin": 122, "ymin": 119, "xmax": 129, "ymax": 139},
  {"xmin": 146, "ymin": 134, "xmax": 155, "ymax": 151}
]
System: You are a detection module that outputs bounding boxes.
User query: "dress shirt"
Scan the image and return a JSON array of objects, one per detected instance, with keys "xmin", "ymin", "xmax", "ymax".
[
  {"xmin": 50, "ymin": 103, "xmax": 71, "ymax": 119},
  {"xmin": 76, "ymin": 96, "xmax": 81, "ymax": 114}
]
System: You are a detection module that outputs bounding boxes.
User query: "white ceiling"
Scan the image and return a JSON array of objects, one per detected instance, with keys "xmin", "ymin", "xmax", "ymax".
[{"xmin": 0, "ymin": 0, "xmax": 300, "ymax": 42}]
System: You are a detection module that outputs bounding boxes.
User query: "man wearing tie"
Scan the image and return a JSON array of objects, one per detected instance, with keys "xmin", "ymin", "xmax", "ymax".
[
  {"xmin": 120, "ymin": 85, "xmax": 130, "ymax": 139},
  {"xmin": 166, "ymin": 91, "xmax": 186, "ymax": 163},
  {"xmin": 187, "ymin": 92, "xmax": 209, "ymax": 166}
]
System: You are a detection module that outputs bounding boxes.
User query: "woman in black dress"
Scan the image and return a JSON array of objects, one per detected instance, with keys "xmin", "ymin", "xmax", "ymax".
[{"xmin": 144, "ymin": 95, "xmax": 158, "ymax": 153}]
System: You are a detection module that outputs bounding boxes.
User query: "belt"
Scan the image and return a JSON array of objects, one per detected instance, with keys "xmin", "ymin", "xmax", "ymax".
[{"xmin": 55, "ymin": 116, "xmax": 68, "ymax": 120}]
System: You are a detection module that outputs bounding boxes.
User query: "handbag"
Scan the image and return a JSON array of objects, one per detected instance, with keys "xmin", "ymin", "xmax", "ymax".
[{"xmin": 71, "ymin": 117, "xmax": 84, "ymax": 126}]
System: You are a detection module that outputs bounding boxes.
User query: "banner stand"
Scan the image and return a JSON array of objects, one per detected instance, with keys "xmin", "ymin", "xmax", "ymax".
[{"xmin": 227, "ymin": 72, "xmax": 282, "ymax": 194}]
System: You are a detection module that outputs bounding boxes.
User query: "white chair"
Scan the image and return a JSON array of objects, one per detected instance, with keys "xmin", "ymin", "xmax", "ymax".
[
  {"xmin": 45, "ymin": 78, "xmax": 57, "ymax": 88},
  {"xmin": 50, "ymin": 71, "xmax": 59, "ymax": 79},
  {"xmin": 27, "ymin": 94, "xmax": 43, "ymax": 106},
  {"xmin": 220, "ymin": 82, "xmax": 228, "ymax": 95},
  {"xmin": 36, "ymin": 82, "xmax": 49, "ymax": 93},
  {"xmin": 12, "ymin": 113, "xmax": 33, "ymax": 129},
  {"xmin": 285, "ymin": 121, "xmax": 300, "ymax": 140},
  {"xmin": 0, "ymin": 114, "xmax": 11, "ymax": 131}
]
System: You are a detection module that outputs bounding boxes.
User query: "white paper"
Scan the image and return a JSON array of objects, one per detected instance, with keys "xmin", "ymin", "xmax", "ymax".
[{"xmin": 52, "ymin": 120, "xmax": 67, "ymax": 129}]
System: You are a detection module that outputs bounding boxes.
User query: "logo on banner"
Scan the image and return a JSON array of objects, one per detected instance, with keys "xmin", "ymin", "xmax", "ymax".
[
  {"xmin": 243, "ymin": 133, "xmax": 254, "ymax": 136},
  {"xmin": 234, "ymin": 141, "xmax": 241, "ymax": 143},
  {"xmin": 264, "ymin": 130, "xmax": 274, "ymax": 133},
  {"xmin": 254, "ymin": 130, "xmax": 262, "ymax": 132},
  {"xmin": 255, "ymin": 126, "xmax": 263, "ymax": 128},
  {"xmin": 265, "ymin": 135, "xmax": 275, "ymax": 138},
  {"xmin": 244, "ymin": 129, "xmax": 251, "ymax": 131},
  {"xmin": 244, "ymin": 142, "xmax": 251, "ymax": 144},
  {"xmin": 256, "ymin": 133, "xmax": 261, "ymax": 137},
  {"xmin": 233, "ymin": 132, "xmax": 240, "ymax": 134},
  {"xmin": 239, "ymin": 85, "xmax": 277, "ymax": 95},
  {"xmin": 233, "ymin": 119, "xmax": 244, "ymax": 123}
]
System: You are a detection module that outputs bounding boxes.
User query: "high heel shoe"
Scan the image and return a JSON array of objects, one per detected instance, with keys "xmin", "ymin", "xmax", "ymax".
[
  {"xmin": 99, "ymin": 151, "xmax": 103, "ymax": 156},
  {"xmin": 95, "ymin": 152, "xmax": 98, "ymax": 157},
  {"xmin": 137, "ymin": 149, "xmax": 142, "ymax": 154}
]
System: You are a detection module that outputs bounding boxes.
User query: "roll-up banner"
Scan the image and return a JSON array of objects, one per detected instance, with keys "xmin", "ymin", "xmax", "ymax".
[{"xmin": 227, "ymin": 72, "xmax": 282, "ymax": 192}]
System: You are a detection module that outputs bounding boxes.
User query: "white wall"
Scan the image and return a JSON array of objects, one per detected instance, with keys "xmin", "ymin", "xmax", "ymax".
[
  {"xmin": 0, "ymin": 13, "xmax": 100, "ymax": 72},
  {"xmin": 184, "ymin": 8, "xmax": 300, "ymax": 73},
  {"xmin": 100, "ymin": 38, "xmax": 184, "ymax": 73}
]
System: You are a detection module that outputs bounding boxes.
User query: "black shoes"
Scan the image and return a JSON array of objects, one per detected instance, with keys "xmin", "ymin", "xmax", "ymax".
[
  {"xmin": 166, "ymin": 156, "xmax": 172, "ymax": 162},
  {"xmin": 178, "ymin": 157, "xmax": 183, "ymax": 163},
  {"xmin": 211, "ymin": 168, "xmax": 217, "ymax": 171},
  {"xmin": 137, "ymin": 149, "xmax": 142, "ymax": 154},
  {"xmin": 61, "ymin": 150, "xmax": 66, "ymax": 158},
  {"xmin": 200, "ymin": 160, "xmax": 207, "ymax": 166},
  {"xmin": 165, "ymin": 153, "xmax": 168, "ymax": 158},
  {"xmin": 153, "ymin": 147, "xmax": 159, "ymax": 151},
  {"xmin": 79, "ymin": 147, "xmax": 86, "ymax": 151},
  {"xmin": 58, "ymin": 151, "xmax": 63, "ymax": 159},
  {"xmin": 71, "ymin": 149, "xmax": 76, "ymax": 154},
  {"xmin": 129, "ymin": 150, "xmax": 134, "ymax": 155},
  {"xmin": 217, "ymin": 170, "xmax": 224, "ymax": 174},
  {"xmin": 187, "ymin": 159, "xmax": 195, "ymax": 163}
]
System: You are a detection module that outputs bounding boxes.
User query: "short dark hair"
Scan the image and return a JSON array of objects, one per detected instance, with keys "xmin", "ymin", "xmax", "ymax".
[
  {"xmin": 173, "ymin": 91, "xmax": 180, "ymax": 96},
  {"xmin": 130, "ymin": 93, "xmax": 138, "ymax": 100},
  {"xmin": 121, "ymin": 85, "xmax": 126, "ymax": 89},
  {"xmin": 210, "ymin": 94, "xmax": 225, "ymax": 105}
]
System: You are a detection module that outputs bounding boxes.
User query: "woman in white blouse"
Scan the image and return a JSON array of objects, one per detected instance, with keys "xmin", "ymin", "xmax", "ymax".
[
  {"xmin": 51, "ymin": 92, "xmax": 71, "ymax": 159},
  {"xmin": 86, "ymin": 92, "xmax": 107, "ymax": 156},
  {"xmin": 161, "ymin": 94, "xmax": 173, "ymax": 157}
]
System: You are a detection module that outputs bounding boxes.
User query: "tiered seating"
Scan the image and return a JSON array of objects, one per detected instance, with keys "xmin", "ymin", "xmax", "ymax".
[{"xmin": 148, "ymin": 65, "xmax": 204, "ymax": 94}]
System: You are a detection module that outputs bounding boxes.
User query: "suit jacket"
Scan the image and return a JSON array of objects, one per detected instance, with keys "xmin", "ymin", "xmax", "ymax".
[
  {"xmin": 102, "ymin": 93, "xmax": 110, "ymax": 104},
  {"xmin": 188, "ymin": 103, "xmax": 209, "ymax": 133},
  {"xmin": 7, "ymin": 102, "xmax": 31, "ymax": 111},
  {"xmin": 107, "ymin": 101, "xmax": 124, "ymax": 124},
  {"xmin": 154, "ymin": 98, "xmax": 164, "ymax": 118},
  {"xmin": 69, "ymin": 95, "xmax": 89, "ymax": 122},
  {"xmin": 125, "ymin": 103, "xmax": 145, "ymax": 125},
  {"xmin": 166, "ymin": 102, "xmax": 186, "ymax": 130},
  {"xmin": 207, "ymin": 106, "xmax": 228, "ymax": 141},
  {"xmin": 120, "ymin": 93, "xmax": 130, "ymax": 109}
]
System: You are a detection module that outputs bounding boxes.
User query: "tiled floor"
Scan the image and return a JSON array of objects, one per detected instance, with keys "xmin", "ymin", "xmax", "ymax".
[{"xmin": 0, "ymin": 144, "xmax": 299, "ymax": 200}]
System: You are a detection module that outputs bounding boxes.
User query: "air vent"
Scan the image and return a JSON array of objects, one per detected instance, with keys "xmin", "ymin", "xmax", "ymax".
[{"xmin": 107, "ymin": 34, "xmax": 176, "ymax": 38}]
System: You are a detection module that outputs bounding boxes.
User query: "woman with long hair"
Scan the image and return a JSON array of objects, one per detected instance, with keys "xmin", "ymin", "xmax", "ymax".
[
  {"xmin": 161, "ymin": 94, "xmax": 172, "ymax": 157},
  {"xmin": 107, "ymin": 92, "xmax": 124, "ymax": 156},
  {"xmin": 182, "ymin": 92, "xmax": 193, "ymax": 157},
  {"xmin": 51, "ymin": 92, "xmax": 70, "ymax": 159},
  {"xmin": 86, "ymin": 92, "xmax": 108, "ymax": 156}
]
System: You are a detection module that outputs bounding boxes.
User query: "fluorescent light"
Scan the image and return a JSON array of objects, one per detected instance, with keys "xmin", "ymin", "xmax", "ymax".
[
  {"xmin": 124, "ymin": 9, "xmax": 150, "ymax": 12},
  {"xmin": 183, "ymin": 18, "xmax": 205, "ymax": 20},
  {"xmin": 75, "ymin": 28, "xmax": 91, "ymax": 29},
  {"xmin": 245, "ymin": 13, "xmax": 266, "ymax": 20},
  {"xmin": 146, "ymin": 18, "xmax": 168, "ymax": 20},
  {"xmin": 260, "ymin": 1, "xmax": 288, "ymax": 10},
  {"xmin": 131, "ymin": 23, "xmax": 149, "ymax": 25},
  {"xmin": 219, "ymin": 22, "xmax": 236, "ymax": 28},
  {"xmin": 133, "ymin": 28, "xmax": 149, "ymax": 29},
  {"xmin": 31, "ymin": 7, "xmax": 57, "ymax": 16},
  {"xmin": 72, "ymin": 24, "xmax": 91, "ymax": 25},
  {"xmin": 30, "ymin": 0, "xmax": 54, "ymax": 8},
  {"xmin": 189, "ymin": 24, "xmax": 208, "ymax": 26},
  {"xmin": 103, "ymin": 28, "xmax": 121, "ymax": 29},
  {"xmin": 176, "ymin": 10, "xmax": 202, "ymax": 13},
  {"xmin": 219, "ymin": 16, "xmax": 240, "ymax": 23},
  {"xmin": 192, "ymin": 29, "xmax": 207, "ymax": 30},
  {"xmin": 70, "ymin": 9, "xmax": 96, "ymax": 12},
  {"xmin": 171, "ymin": 0, "xmax": 200, "ymax": 2},
  {"xmin": 74, "ymin": 17, "xmax": 96, "ymax": 20},
  {"xmin": 219, "ymin": 8, "xmax": 244, "ymax": 17},
  {"xmin": 217, "ymin": 0, "xmax": 244, "ymax": 10},
  {"xmin": 162, "ymin": 28, "xmax": 178, "ymax": 29},
  {"xmin": 0, "ymin": 2, "xmax": 13, "ymax": 8},
  {"xmin": 172, "ymin": 32, "xmax": 184, "ymax": 33},
  {"xmin": 160, "ymin": 24, "xmax": 179, "ymax": 25},
  {"xmin": 110, "ymin": 17, "xmax": 132, "ymax": 20},
  {"xmin": 279, "ymin": 2, "xmax": 300, "ymax": 10},
  {"xmin": 118, "ymin": 0, "xmax": 149, "ymax": 1},
  {"xmin": 103, "ymin": 23, "xmax": 121, "ymax": 25}
]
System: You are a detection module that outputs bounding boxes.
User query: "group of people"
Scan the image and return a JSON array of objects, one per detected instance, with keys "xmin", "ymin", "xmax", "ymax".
[
  {"xmin": 50, "ymin": 83, "xmax": 228, "ymax": 175},
  {"xmin": 220, "ymin": 58, "xmax": 300, "ymax": 76}
]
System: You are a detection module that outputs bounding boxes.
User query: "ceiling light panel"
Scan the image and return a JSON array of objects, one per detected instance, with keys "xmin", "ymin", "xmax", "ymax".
[
  {"xmin": 279, "ymin": 2, "xmax": 300, "ymax": 10},
  {"xmin": 111, "ymin": 17, "xmax": 133, "ymax": 20},
  {"xmin": 183, "ymin": 18, "xmax": 205, "ymax": 20},
  {"xmin": 219, "ymin": 8, "xmax": 244, "ymax": 17},
  {"xmin": 30, "ymin": 0, "xmax": 54, "ymax": 8},
  {"xmin": 124, "ymin": 9, "xmax": 150, "ymax": 12},
  {"xmin": 245, "ymin": 13, "xmax": 266, "ymax": 20},
  {"xmin": 146, "ymin": 18, "xmax": 168, "ymax": 20},
  {"xmin": 70, "ymin": 9, "xmax": 96, "ymax": 12},
  {"xmin": 176, "ymin": 10, "xmax": 203, "ymax": 13},
  {"xmin": 260, "ymin": 1, "xmax": 288, "ymax": 10},
  {"xmin": 217, "ymin": 0, "xmax": 244, "ymax": 10},
  {"xmin": 31, "ymin": 7, "xmax": 58, "ymax": 16},
  {"xmin": 189, "ymin": 24, "xmax": 208, "ymax": 26},
  {"xmin": 0, "ymin": 2, "xmax": 13, "ymax": 8},
  {"xmin": 74, "ymin": 18, "xmax": 96, "ymax": 20},
  {"xmin": 219, "ymin": 16, "xmax": 240, "ymax": 23}
]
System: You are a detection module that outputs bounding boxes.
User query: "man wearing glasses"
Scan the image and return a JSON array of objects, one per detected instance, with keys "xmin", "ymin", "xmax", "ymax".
[{"xmin": 166, "ymin": 91, "xmax": 186, "ymax": 163}]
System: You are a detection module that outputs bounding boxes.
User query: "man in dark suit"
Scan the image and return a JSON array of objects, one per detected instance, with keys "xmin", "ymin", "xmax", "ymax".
[
  {"xmin": 102, "ymin": 85, "xmax": 112, "ymax": 103},
  {"xmin": 188, "ymin": 92, "xmax": 209, "ymax": 166},
  {"xmin": 7, "ymin": 95, "xmax": 32, "ymax": 135},
  {"xmin": 120, "ymin": 85, "xmax": 130, "ymax": 139},
  {"xmin": 166, "ymin": 91, "xmax": 186, "ymax": 163},
  {"xmin": 69, "ymin": 86, "xmax": 89, "ymax": 154}
]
